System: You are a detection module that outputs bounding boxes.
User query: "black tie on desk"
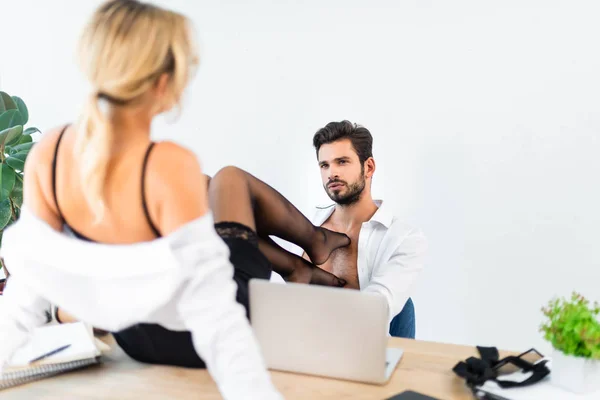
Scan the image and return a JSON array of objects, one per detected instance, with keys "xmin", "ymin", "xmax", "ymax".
[{"xmin": 452, "ymin": 346, "xmax": 550, "ymax": 389}]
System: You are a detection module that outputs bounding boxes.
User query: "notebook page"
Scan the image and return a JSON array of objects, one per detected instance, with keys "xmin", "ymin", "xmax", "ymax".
[{"xmin": 6, "ymin": 322, "xmax": 99, "ymax": 369}]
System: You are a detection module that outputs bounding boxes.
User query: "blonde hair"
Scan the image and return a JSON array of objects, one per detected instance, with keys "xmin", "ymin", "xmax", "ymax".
[{"xmin": 75, "ymin": 0, "xmax": 198, "ymax": 222}]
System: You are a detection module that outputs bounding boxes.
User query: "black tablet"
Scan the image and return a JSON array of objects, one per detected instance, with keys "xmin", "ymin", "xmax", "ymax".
[{"xmin": 385, "ymin": 390, "xmax": 440, "ymax": 400}]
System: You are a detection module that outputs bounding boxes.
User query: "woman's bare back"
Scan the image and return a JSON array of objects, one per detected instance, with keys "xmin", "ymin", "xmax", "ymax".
[{"xmin": 24, "ymin": 125, "xmax": 209, "ymax": 244}]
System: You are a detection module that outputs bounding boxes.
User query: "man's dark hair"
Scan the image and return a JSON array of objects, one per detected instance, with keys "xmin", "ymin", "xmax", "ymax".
[{"xmin": 312, "ymin": 120, "xmax": 373, "ymax": 164}]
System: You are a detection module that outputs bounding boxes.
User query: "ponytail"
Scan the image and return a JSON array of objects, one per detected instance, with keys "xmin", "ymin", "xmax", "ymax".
[
  {"xmin": 73, "ymin": 0, "xmax": 200, "ymax": 223},
  {"xmin": 73, "ymin": 93, "xmax": 112, "ymax": 223}
]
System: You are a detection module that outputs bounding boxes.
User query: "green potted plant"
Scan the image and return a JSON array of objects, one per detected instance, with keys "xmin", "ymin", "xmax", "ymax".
[
  {"xmin": 0, "ymin": 91, "xmax": 40, "ymax": 287},
  {"xmin": 540, "ymin": 292, "xmax": 600, "ymax": 394}
]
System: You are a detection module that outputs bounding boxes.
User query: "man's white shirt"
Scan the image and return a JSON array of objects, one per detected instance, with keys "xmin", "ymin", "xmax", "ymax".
[{"xmin": 309, "ymin": 200, "xmax": 427, "ymax": 323}]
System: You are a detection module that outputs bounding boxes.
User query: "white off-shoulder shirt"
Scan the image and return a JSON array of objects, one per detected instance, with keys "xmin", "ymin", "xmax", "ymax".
[{"xmin": 0, "ymin": 207, "xmax": 282, "ymax": 400}]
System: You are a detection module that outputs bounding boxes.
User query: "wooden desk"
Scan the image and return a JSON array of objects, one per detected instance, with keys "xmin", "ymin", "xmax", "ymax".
[{"xmin": 1, "ymin": 337, "xmax": 504, "ymax": 400}]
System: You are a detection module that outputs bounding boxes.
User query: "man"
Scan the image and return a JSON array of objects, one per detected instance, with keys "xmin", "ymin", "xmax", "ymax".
[{"xmin": 304, "ymin": 120, "xmax": 427, "ymax": 338}]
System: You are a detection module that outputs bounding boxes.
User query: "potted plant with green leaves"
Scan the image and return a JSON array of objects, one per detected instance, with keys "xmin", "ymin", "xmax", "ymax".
[
  {"xmin": 540, "ymin": 292, "xmax": 600, "ymax": 394},
  {"xmin": 0, "ymin": 91, "xmax": 40, "ymax": 288}
]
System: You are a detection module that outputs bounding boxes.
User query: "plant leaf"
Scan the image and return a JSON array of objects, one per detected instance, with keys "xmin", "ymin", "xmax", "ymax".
[
  {"xmin": 23, "ymin": 127, "xmax": 40, "ymax": 136},
  {"xmin": 0, "ymin": 198, "xmax": 12, "ymax": 230},
  {"xmin": 540, "ymin": 291, "xmax": 600, "ymax": 359},
  {"xmin": 5, "ymin": 127, "xmax": 24, "ymax": 146},
  {"xmin": 11, "ymin": 177, "xmax": 23, "ymax": 208},
  {"xmin": 8, "ymin": 142, "xmax": 34, "ymax": 155},
  {"xmin": 0, "ymin": 110, "xmax": 23, "ymax": 131},
  {"xmin": 0, "ymin": 92, "xmax": 17, "ymax": 114},
  {"xmin": 0, "ymin": 125, "xmax": 23, "ymax": 148},
  {"xmin": 5, "ymin": 152, "xmax": 28, "ymax": 172},
  {"xmin": 11, "ymin": 97, "xmax": 28, "ymax": 125},
  {"xmin": 0, "ymin": 165, "xmax": 16, "ymax": 202},
  {"xmin": 17, "ymin": 134, "xmax": 33, "ymax": 145}
]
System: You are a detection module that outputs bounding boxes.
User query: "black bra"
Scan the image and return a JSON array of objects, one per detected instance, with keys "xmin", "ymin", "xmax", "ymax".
[{"xmin": 51, "ymin": 124, "xmax": 161, "ymax": 241}]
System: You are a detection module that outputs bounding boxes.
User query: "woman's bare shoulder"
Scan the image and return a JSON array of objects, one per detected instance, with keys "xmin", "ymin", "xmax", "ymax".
[
  {"xmin": 23, "ymin": 124, "xmax": 72, "ymax": 229},
  {"xmin": 145, "ymin": 141, "xmax": 208, "ymax": 234},
  {"xmin": 26, "ymin": 124, "xmax": 70, "ymax": 169},
  {"xmin": 149, "ymin": 141, "xmax": 204, "ymax": 183},
  {"xmin": 151, "ymin": 141, "xmax": 201, "ymax": 167}
]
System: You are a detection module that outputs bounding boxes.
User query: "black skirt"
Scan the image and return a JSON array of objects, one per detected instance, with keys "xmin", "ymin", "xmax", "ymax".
[{"xmin": 113, "ymin": 223, "xmax": 272, "ymax": 368}]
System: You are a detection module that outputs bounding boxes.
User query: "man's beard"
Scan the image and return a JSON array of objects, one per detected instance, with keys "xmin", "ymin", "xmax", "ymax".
[{"xmin": 325, "ymin": 174, "xmax": 366, "ymax": 206}]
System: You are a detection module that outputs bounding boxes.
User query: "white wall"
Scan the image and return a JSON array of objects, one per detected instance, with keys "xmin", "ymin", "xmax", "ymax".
[{"xmin": 2, "ymin": 0, "xmax": 600, "ymax": 353}]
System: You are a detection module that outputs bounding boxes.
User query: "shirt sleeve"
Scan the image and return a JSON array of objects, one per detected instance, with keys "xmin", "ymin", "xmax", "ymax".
[
  {"xmin": 362, "ymin": 227, "xmax": 428, "ymax": 324},
  {"xmin": 176, "ymin": 234, "xmax": 283, "ymax": 400},
  {"xmin": 0, "ymin": 275, "xmax": 52, "ymax": 371}
]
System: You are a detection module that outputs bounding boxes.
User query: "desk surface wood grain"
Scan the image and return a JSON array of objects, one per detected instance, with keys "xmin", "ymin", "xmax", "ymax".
[{"xmin": 2, "ymin": 336, "xmax": 512, "ymax": 400}]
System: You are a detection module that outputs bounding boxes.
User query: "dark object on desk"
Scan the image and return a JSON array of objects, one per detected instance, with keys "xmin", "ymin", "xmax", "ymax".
[
  {"xmin": 472, "ymin": 387, "xmax": 512, "ymax": 400},
  {"xmin": 385, "ymin": 390, "xmax": 440, "ymax": 400},
  {"xmin": 453, "ymin": 346, "xmax": 550, "ymax": 399}
]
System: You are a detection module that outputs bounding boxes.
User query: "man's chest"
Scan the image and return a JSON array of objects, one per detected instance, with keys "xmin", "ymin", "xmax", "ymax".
[{"xmin": 317, "ymin": 223, "xmax": 362, "ymax": 289}]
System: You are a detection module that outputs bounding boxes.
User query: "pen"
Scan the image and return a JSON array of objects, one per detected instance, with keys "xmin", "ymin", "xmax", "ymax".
[{"xmin": 29, "ymin": 344, "xmax": 71, "ymax": 364}]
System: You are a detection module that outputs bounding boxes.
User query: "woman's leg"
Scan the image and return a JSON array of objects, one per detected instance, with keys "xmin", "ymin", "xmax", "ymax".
[
  {"xmin": 258, "ymin": 236, "xmax": 345, "ymax": 286},
  {"xmin": 207, "ymin": 167, "xmax": 349, "ymax": 286},
  {"xmin": 113, "ymin": 168, "xmax": 349, "ymax": 369}
]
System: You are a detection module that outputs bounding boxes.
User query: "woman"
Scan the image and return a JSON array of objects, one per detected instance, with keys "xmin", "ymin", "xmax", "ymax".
[{"xmin": 0, "ymin": 1, "xmax": 349, "ymax": 398}]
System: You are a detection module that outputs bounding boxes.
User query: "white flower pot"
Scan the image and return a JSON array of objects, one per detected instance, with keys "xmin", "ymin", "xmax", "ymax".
[{"xmin": 551, "ymin": 349, "xmax": 600, "ymax": 394}]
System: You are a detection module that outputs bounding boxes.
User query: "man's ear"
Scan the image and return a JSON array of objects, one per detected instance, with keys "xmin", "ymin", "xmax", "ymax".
[{"xmin": 365, "ymin": 157, "xmax": 376, "ymax": 179}]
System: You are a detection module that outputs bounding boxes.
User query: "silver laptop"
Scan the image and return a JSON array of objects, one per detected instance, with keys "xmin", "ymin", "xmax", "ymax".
[{"xmin": 249, "ymin": 279, "xmax": 404, "ymax": 384}]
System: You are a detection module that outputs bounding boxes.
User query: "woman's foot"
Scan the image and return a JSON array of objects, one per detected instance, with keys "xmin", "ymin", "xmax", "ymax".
[
  {"xmin": 306, "ymin": 227, "xmax": 351, "ymax": 265},
  {"xmin": 284, "ymin": 257, "xmax": 346, "ymax": 287}
]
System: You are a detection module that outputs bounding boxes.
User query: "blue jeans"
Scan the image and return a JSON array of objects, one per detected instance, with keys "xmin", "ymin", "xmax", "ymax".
[{"xmin": 388, "ymin": 298, "xmax": 415, "ymax": 338}]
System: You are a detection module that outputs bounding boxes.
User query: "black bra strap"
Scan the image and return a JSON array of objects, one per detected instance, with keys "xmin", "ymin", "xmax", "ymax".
[
  {"xmin": 141, "ymin": 143, "xmax": 161, "ymax": 237},
  {"xmin": 51, "ymin": 124, "xmax": 70, "ymax": 221},
  {"xmin": 53, "ymin": 126, "xmax": 160, "ymax": 239}
]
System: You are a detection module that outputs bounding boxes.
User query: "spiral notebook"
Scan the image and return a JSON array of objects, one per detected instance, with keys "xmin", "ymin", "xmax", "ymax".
[{"xmin": 0, "ymin": 322, "xmax": 103, "ymax": 390}]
